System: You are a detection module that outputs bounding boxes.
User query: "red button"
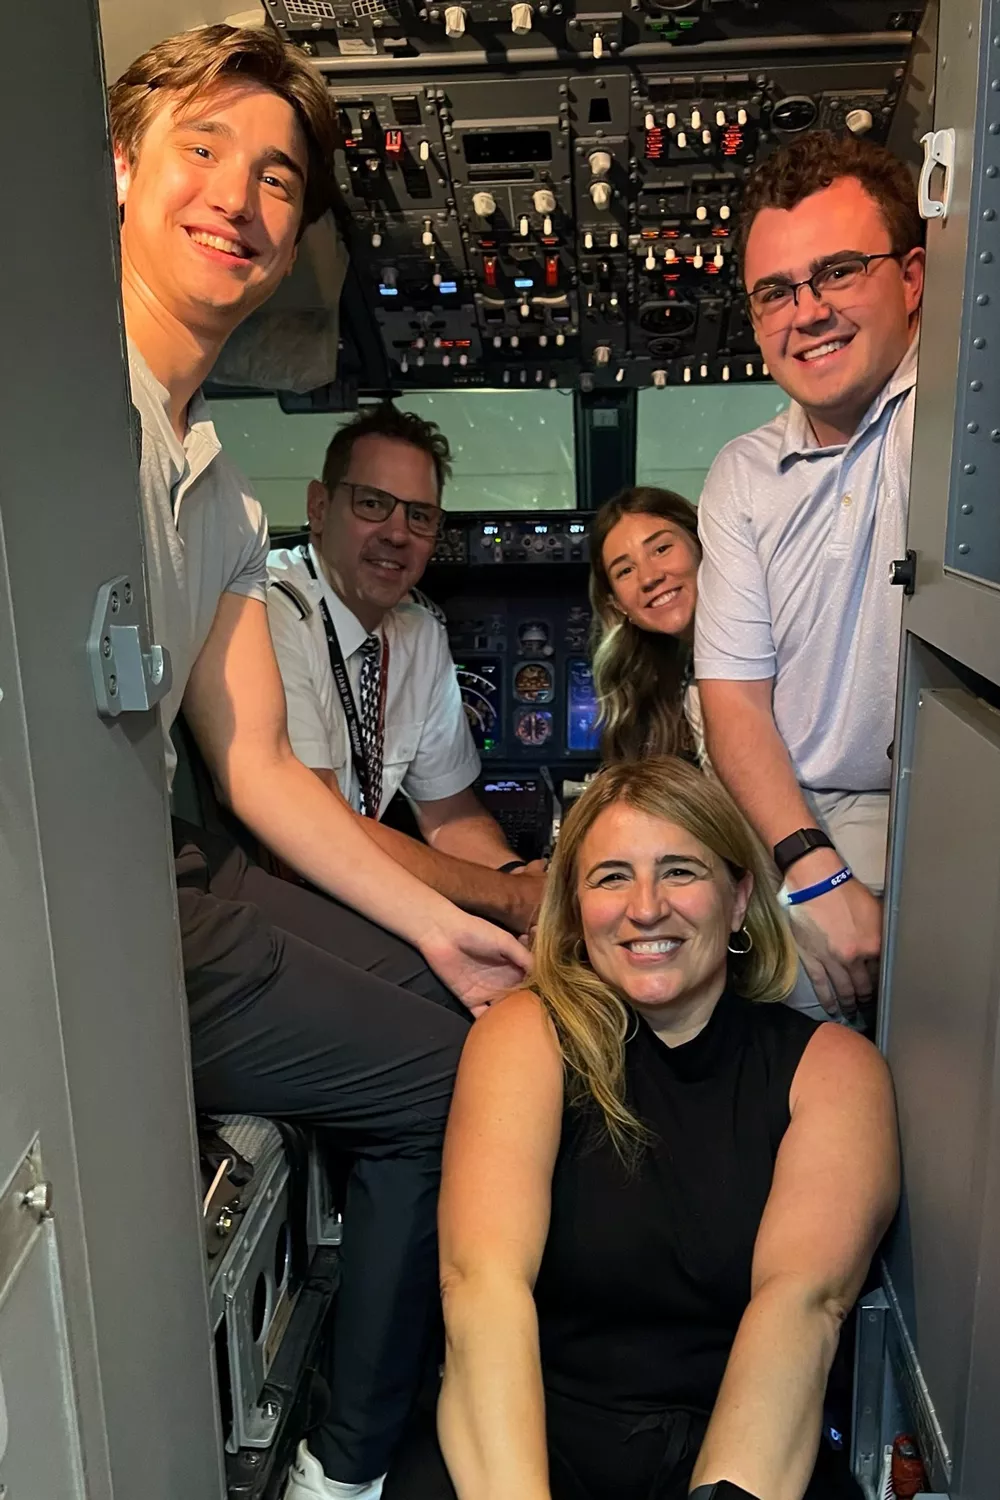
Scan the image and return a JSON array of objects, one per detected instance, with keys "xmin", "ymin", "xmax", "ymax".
[
  {"xmin": 384, "ymin": 129, "xmax": 404, "ymax": 157},
  {"xmin": 484, "ymin": 255, "xmax": 498, "ymax": 288},
  {"xmin": 545, "ymin": 254, "xmax": 559, "ymax": 288}
]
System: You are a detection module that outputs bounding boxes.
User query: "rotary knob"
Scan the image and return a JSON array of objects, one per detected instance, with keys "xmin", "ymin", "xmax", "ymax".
[
  {"xmin": 846, "ymin": 107, "xmax": 874, "ymax": 136},
  {"xmin": 588, "ymin": 149, "xmax": 612, "ymax": 178},
  {"xmin": 589, "ymin": 180, "xmax": 612, "ymax": 210},
  {"xmin": 594, "ymin": 344, "xmax": 611, "ymax": 366},
  {"xmin": 652, "ymin": 369, "xmax": 667, "ymax": 388},
  {"xmin": 533, "ymin": 188, "xmax": 556, "ymax": 215},
  {"xmin": 511, "ymin": 1, "xmax": 533, "ymax": 32},
  {"xmin": 472, "ymin": 190, "xmax": 497, "ymax": 218},
  {"xmin": 444, "ymin": 3, "xmax": 466, "ymax": 34}
]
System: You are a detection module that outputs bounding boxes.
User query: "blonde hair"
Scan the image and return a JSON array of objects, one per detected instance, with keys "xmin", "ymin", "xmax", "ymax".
[
  {"xmin": 529, "ymin": 757, "xmax": 797, "ymax": 1157},
  {"xmin": 589, "ymin": 488, "xmax": 701, "ymax": 763},
  {"xmin": 109, "ymin": 24, "xmax": 340, "ymax": 231}
]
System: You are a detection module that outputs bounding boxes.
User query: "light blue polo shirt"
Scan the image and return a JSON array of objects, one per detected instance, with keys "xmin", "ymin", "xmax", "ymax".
[{"xmin": 694, "ymin": 337, "xmax": 917, "ymax": 793}]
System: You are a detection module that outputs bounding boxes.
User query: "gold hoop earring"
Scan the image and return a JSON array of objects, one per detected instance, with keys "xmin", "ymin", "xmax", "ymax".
[
  {"xmin": 573, "ymin": 938, "xmax": 588, "ymax": 963},
  {"xmin": 727, "ymin": 926, "xmax": 753, "ymax": 956}
]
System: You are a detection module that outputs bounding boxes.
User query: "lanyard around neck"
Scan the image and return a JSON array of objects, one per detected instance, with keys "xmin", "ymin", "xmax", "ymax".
[{"xmin": 300, "ymin": 546, "xmax": 390, "ymax": 817}]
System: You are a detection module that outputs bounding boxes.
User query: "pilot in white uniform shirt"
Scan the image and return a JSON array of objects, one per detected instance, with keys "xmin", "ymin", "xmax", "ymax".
[{"xmin": 267, "ymin": 541, "xmax": 481, "ymax": 819}]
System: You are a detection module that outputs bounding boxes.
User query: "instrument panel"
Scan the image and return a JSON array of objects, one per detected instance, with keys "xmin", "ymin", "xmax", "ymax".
[{"xmin": 258, "ymin": 3, "xmax": 927, "ymax": 394}]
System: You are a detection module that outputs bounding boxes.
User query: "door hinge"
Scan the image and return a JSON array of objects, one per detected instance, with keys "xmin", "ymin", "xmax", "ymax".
[{"xmin": 87, "ymin": 576, "xmax": 172, "ymax": 718}]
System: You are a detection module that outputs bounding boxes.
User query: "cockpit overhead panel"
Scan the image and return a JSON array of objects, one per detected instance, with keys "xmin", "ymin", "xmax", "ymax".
[{"xmin": 257, "ymin": 3, "xmax": 927, "ymax": 392}]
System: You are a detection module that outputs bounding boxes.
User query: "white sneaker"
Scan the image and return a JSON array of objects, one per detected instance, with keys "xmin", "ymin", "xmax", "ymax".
[{"xmin": 282, "ymin": 1440, "xmax": 386, "ymax": 1500}]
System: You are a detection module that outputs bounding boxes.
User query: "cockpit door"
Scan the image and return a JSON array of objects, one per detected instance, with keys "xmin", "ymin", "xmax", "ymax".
[
  {"xmin": 879, "ymin": 1, "xmax": 1000, "ymax": 1495},
  {"xmin": 0, "ymin": 0, "xmax": 223, "ymax": 1495}
]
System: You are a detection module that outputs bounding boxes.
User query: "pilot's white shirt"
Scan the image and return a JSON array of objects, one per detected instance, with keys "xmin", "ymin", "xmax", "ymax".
[{"xmin": 267, "ymin": 543, "xmax": 480, "ymax": 818}]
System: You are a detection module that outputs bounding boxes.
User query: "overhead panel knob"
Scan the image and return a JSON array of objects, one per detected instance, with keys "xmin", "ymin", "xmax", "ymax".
[
  {"xmin": 421, "ymin": 219, "xmax": 435, "ymax": 246},
  {"xmin": 533, "ymin": 188, "xmax": 557, "ymax": 215},
  {"xmin": 592, "ymin": 31, "xmax": 604, "ymax": 58},
  {"xmin": 419, "ymin": 140, "xmax": 430, "ymax": 162},
  {"xmin": 594, "ymin": 344, "xmax": 611, "ymax": 366},
  {"xmin": 846, "ymin": 107, "xmax": 874, "ymax": 135},
  {"xmin": 589, "ymin": 149, "xmax": 613, "ymax": 178},
  {"xmin": 652, "ymin": 368, "xmax": 667, "ymax": 388},
  {"xmin": 519, "ymin": 215, "xmax": 530, "ymax": 236},
  {"xmin": 472, "ymin": 190, "xmax": 496, "ymax": 218},
  {"xmin": 511, "ymin": 2, "xmax": 533, "ymax": 32},
  {"xmin": 444, "ymin": 4, "xmax": 466, "ymax": 35},
  {"xmin": 589, "ymin": 180, "xmax": 612, "ymax": 210}
]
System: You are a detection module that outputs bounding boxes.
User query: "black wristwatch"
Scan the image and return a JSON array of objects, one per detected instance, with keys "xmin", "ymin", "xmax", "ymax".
[
  {"xmin": 689, "ymin": 1483, "xmax": 763, "ymax": 1500},
  {"xmin": 772, "ymin": 826, "xmax": 835, "ymax": 876}
]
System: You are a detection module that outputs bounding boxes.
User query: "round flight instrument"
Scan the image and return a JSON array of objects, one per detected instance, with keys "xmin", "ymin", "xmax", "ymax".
[
  {"xmin": 517, "ymin": 619, "xmax": 553, "ymax": 657},
  {"xmin": 514, "ymin": 709, "xmax": 553, "ymax": 747},
  {"xmin": 514, "ymin": 661, "xmax": 554, "ymax": 703},
  {"xmin": 456, "ymin": 662, "xmax": 501, "ymax": 749}
]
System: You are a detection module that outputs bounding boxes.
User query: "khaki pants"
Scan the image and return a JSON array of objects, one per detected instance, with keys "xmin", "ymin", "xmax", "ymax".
[{"xmin": 783, "ymin": 790, "xmax": 890, "ymax": 1024}]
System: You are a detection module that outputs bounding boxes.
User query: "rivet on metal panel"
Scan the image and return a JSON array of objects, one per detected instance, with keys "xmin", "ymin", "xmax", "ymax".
[
  {"xmin": 124, "ymin": 584, "xmax": 133, "ymax": 606},
  {"xmin": 968, "ymin": 421, "xmax": 980, "ymax": 431},
  {"xmin": 959, "ymin": 543, "xmax": 971, "ymax": 554},
  {"xmin": 993, "ymin": 429, "xmax": 1000, "ymax": 441},
  {"xmin": 964, "ymin": 464, "xmax": 977, "ymax": 474},
  {"xmin": 110, "ymin": 590, "xmax": 120, "ymax": 613},
  {"xmin": 989, "ymin": 166, "xmax": 1000, "ymax": 178},
  {"xmin": 985, "ymin": 209, "xmax": 997, "ymax": 221},
  {"xmin": 971, "ymin": 379, "xmax": 984, "ymax": 390},
  {"xmin": 974, "ymin": 337, "xmax": 987, "ymax": 348},
  {"xmin": 990, "ymin": 123, "xmax": 1000, "ymax": 135},
  {"xmin": 981, "ymin": 251, "xmax": 994, "ymax": 263},
  {"xmin": 993, "ymin": 79, "xmax": 1000, "ymax": 91},
  {"xmin": 962, "ymin": 504, "xmax": 975, "ymax": 515},
  {"xmin": 977, "ymin": 294, "xmax": 991, "ymax": 305}
]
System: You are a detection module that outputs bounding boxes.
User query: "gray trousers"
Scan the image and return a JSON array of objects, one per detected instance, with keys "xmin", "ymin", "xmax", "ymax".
[{"xmin": 173, "ymin": 820, "xmax": 470, "ymax": 1484}]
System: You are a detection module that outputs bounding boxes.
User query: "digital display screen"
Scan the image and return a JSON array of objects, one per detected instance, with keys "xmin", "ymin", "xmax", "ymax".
[
  {"xmin": 483, "ymin": 524, "xmax": 499, "ymax": 536},
  {"xmin": 455, "ymin": 657, "xmax": 502, "ymax": 754},
  {"xmin": 569, "ymin": 523, "xmax": 586, "ymax": 534},
  {"xmin": 437, "ymin": 280, "xmax": 458, "ymax": 294},
  {"xmin": 514, "ymin": 277, "xmax": 535, "ymax": 289},
  {"xmin": 534, "ymin": 525, "xmax": 548, "ymax": 534},
  {"xmin": 566, "ymin": 658, "xmax": 601, "ymax": 753},
  {"xmin": 463, "ymin": 129, "xmax": 553, "ymax": 164}
]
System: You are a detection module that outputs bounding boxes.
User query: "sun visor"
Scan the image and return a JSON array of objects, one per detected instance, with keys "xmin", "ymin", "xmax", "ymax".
[{"xmin": 210, "ymin": 212, "xmax": 350, "ymax": 393}]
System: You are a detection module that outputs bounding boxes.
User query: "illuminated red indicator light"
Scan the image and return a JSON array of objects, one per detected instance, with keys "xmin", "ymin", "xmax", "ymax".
[
  {"xmin": 545, "ymin": 254, "xmax": 560, "ymax": 288},
  {"xmin": 483, "ymin": 256, "xmax": 498, "ymax": 287},
  {"xmin": 384, "ymin": 129, "xmax": 404, "ymax": 157}
]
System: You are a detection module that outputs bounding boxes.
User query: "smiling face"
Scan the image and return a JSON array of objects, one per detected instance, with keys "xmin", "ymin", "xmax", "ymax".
[
  {"xmin": 115, "ymin": 79, "xmax": 307, "ymax": 342},
  {"xmin": 602, "ymin": 512, "xmax": 700, "ymax": 641},
  {"xmin": 744, "ymin": 176, "xmax": 924, "ymax": 443},
  {"xmin": 577, "ymin": 801, "xmax": 751, "ymax": 1034},
  {"xmin": 308, "ymin": 434, "xmax": 440, "ymax": 631}
]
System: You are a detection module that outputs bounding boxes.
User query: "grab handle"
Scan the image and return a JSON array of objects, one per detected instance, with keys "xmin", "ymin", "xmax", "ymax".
[{"xmin": 918, "ymin": 128, "xmax": 956, "ymax": 221}]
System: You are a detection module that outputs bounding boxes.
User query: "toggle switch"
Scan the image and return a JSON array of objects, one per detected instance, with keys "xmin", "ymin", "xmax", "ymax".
[
  {"xmin": 483, "ymin": 254, "xmax": 498, "ymax": 288},
  {"xmin": 520, "ymin": 300, "xmax": 531, "ymax": 318},
  {"xmin": 696, "ymin": 203, "xmax": 707, "ymax": 221},
  {"xmin": 609, "ymin": 229, "xmax": 619, "ymax": 249},
  {"xmin": 713, "ymin": 246, "xmax": 724, "ymax": 269},
  {"xmin": 719, "ymin": 203, "xmax": 731, "ymax": 221},
  {"xmin": 745, "ymin": 361, "xmax": 754, "ymax": 377},
  {"xmin": 595, "ymin": 344, "xmax": 611, "ymax": 365},
  {"xmin": 722, "ymin": 363, "xmax": 730, "ymax": 381},
  {"xmin": 592, "ymin": 31, "xmax": 604, "ymax": 58},
  {"xmin": 716, "ymin": 108, "xmax": 726, "ymax": 127},
  {"xmin": 692, "ymin": 244, "xmax": 704, "ymax": 269},
  {"xmin": 510, "ymin": 1, "xmax": 533, "ymax": 31},
  {"xmin": 371, "ymin": 229, "xmax": 383, "ymax": 248},
  {"xmin": 691, "ymin": 107, "xmax": 701, "ymax": 130},
  {"xmin": 421, "ymin": 219, "xmax": 434, "ymax": 247},
  {"xmin": 645, "ymin": 248, "xmax": 657, "ymax": 271},
  {"xmin": 539, "ymin": 334, "xmax": 548, "ymax": 347},
  {"xmin": 510, "ymin": 334, "xmax": 520, "ymax": 347},
  {"xmin": 699, "ymin": 362, "xmax": 708, "ymax": 379},
  {"xmin": 384, "ymin": 128, "xmax": 404, "ymax": 157},
  {"xmin": 702, "ymin": 129, "xmax": 712, "ymax": 145},
  {"xmin": 737, "ymin": 107, "xmax": 747, "ymax": 125},
  {"xmin": 664, "ymin": 246, "xmax": 676, "ymax": 262},
  {"xmin": 519, "ymin": 215, "xmax": 530, "ymax": 237},
  {"xmin": 555, "ymin": 332, "xmax": 565, "ymax": 346},
  {"xmin": 543, "ymin": 215, "xmax": 553, "ymax": 236},
  {"xmin": 652, "ymin": 368, "xmax": 667, "ymax": 388},
  {"xmin": 419, "ymin": 140, "xmax": 430, "ymax": 162},
  {"xmin": 666, "ymin": 111, "xmax": 676, "ymax": 129},
  {"xmin": 762, "ymin": 361, "xmax": 770, "ymax": 376},
  {"xmin": 493, "ymin": 333, "xmax": 502, "ymax": 348},
  {"xmin": 584, "ymin": 231, "xmax": 594, "ymax": 250},
  {"xmin": 460, "ymin": 352, "xmax": 468, "ymax": 365},
  {"xmin": 615, "ymin": 366, "xmax": 625, "ymax": 382},
  {"xmin": 545, "ymin": 253, "xmax": 559, "ymax": 288},
  {"xmin": 683, "ymin": 365, "xmax": 692, "ymax": 383},
  {"xmin": 645, "ymin": 111, "xmax": 655, "ymax": 131}
]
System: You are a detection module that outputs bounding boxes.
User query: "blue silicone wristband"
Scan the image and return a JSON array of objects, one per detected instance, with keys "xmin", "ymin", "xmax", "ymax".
[{"xmin": 779, "ymin": 866, "xmax": 853, "ymax": 907}]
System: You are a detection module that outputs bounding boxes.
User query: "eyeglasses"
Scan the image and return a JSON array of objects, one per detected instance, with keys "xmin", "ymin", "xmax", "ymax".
[
  {"xmin": 338, "ymin": 482, "xmax": 443, "ymax": 539},
  {"xmin": 746, "ymin": 252, "xmax": 903, "ymax": 325}
]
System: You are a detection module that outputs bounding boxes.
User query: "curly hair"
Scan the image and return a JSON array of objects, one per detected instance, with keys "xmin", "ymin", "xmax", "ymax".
[
  {"xmin": 321, "ymin": 404, "xmax": 453, "ymax": 499},
  {"xmin": 736, "ymin": 130, "xmax": 922, "ymax": 274}
]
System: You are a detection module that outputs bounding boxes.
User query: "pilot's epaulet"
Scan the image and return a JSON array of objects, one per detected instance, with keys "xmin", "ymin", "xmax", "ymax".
[
  {"xmin": 269, "ymin": 577, "xmax": 313, "ymax": 620},
  {"xmin": 407, "ymin": 586, "xmax": 447, "ymax": 625}
]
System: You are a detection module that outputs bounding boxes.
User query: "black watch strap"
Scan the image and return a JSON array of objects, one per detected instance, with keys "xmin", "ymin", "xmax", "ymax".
[
  {"xmin": 689, "ymin": 1484, "xmax": 763, "ymax": 1500},
  {"xmin": 772, "ymin": 826, "xmax": 835, "ymax": 875}
]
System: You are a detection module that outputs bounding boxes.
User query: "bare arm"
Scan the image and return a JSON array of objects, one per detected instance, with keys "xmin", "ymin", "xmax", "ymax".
[
  {"xmin": 698, "ymin": 678, "xmax": 883, "ymax": 1013},
  {"xmin": 438, "ymin": 990, "xmax": 564, "ymax": 1500},
  {"xmin": 311, "ymin": 770, "xmax": 543, "ymax": 932},
  {"xmin": 183, "ymin": 593, "xmax": 530, "ymax": 1007},
  {"xmin": 415, "ymin": 787, "xmax": 517, "ymax": 867},
  {"xmin": 691, "ymin": 1024, "xmax": 899, "ymax": 1500}
]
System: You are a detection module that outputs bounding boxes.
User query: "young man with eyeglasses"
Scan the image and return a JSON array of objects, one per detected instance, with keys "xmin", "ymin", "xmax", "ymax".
[
  {"xmin": 694, "ymin": 133, "xmax": 925, "ymax": 1022},
  {"xmin": 267, "ymin": 405, "xmax": 545, "ymax": 929}
]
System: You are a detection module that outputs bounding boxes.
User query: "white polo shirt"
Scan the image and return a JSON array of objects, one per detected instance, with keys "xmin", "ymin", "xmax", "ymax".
[
  {"xmin": 695, "ymin": 337, "xmax": 917, "ymax": 794},
  {"xmin": 267, "ymin": 543, "xmax": 481, "ymax": 817},
  {"xmin": 128, "ymin": 344, "xmax": 270, "ymax": 787}
]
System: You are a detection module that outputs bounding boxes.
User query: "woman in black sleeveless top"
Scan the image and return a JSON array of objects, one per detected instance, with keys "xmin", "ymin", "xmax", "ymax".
[{"xmin": 438, "ymin": 759, "xmax": 898, "ymax": 1500}]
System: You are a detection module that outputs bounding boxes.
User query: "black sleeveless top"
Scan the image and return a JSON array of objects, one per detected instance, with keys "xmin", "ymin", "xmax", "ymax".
[{"xmin": 535, "ymin": 992, "xmax": 821, "ymax": 1419}]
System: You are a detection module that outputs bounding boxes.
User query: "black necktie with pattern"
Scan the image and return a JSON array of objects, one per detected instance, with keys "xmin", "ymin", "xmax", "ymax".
[{"xmin": 357, "ymin": 632, "xmax": 384, "ymax": 818}]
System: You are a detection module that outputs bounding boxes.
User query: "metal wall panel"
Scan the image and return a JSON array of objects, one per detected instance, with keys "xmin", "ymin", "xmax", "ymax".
[
  {"xmin": 884, "ymin": 688, "xmax": 1000, "ymax": 1486},
  {"xmin": 0, "ymin": 0, "xmax": 225, "ymax": 1492}
]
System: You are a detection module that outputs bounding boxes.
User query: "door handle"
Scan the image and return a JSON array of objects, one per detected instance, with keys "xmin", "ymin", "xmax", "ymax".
[{"xmin": 918, "ymin": 128, "xmax": 956, "ymax": 222}]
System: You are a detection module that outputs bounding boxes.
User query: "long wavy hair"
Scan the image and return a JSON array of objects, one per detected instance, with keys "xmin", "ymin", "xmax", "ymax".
[
  {"xmin": 529, "ymin": 758, "xmax": 798, "ymax": 1159},
  {"xmin": 589, "ymin": 488, "xmax": 701, "ymax": 763}
]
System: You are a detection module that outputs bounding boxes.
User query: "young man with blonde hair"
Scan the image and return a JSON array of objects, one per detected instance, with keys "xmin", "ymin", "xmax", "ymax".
[{"xmin": 109, "ymin": 26, "xmax": 529, "ymax": 1499}]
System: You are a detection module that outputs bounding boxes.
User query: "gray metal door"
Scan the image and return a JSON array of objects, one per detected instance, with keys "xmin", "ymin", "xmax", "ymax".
[
  {"xmin": 0, "ymin": 0, "xmax": 224, "ymax": 1494},
  {"xmin": 880, "ymin": 1, "xmax": 1000, "ymax": 1495}
]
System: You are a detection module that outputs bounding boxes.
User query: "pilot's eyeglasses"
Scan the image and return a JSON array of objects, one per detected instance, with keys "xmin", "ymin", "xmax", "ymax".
[
  {"xmin": 339, "ymin": 482, "xmax": 443, "ymax": 539},
  {"xmin": 746, "ymin": 251, "xmax": 903, "ymax": 325}
]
